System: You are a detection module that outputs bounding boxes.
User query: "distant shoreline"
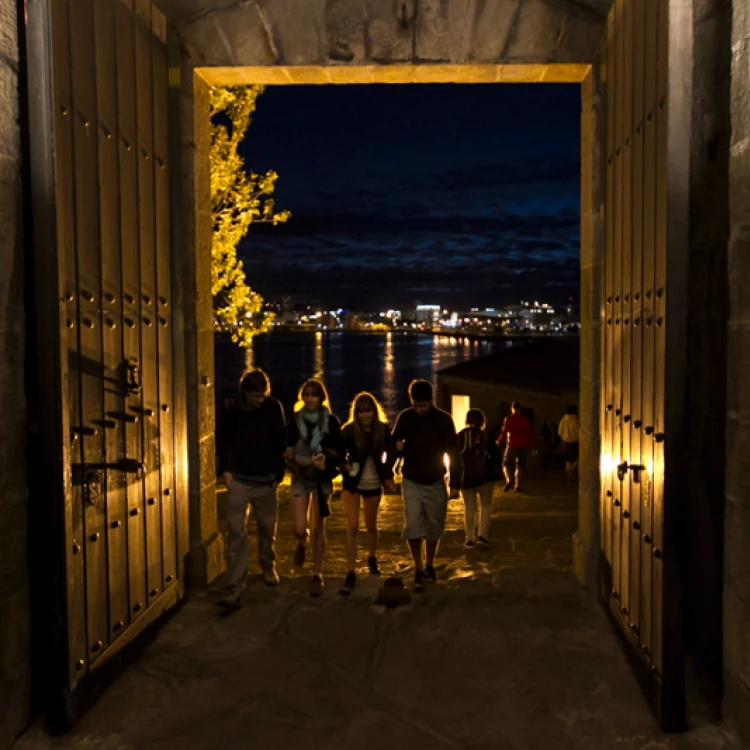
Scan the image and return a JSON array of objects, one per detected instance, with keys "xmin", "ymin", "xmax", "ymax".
[{"xmin": 215, "ymin": 328, "xmax": 580, "ymax": 343}]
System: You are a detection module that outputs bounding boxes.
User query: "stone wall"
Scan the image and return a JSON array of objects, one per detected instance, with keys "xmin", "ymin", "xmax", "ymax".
[
  {"xmin": 724, "ymin": 0, "xmax": 750, "ymax": 741},
  {"xmin": 180, "ymin": 66, "xmax": 225, "ymax": 586},
  {"xmin": 0, "ymin": 0, "xmax": 30, "ymax": 747},
  {"xmin": 574, "ymin": 61, "xmax": 603, "ymax": 591},
  {"xmin": 681, "ymin": 0, "xmax": 731, "ymax": 711},
  {"xmin": 166, "ymin": 0, "xmax": 609, "ymax": 68}
]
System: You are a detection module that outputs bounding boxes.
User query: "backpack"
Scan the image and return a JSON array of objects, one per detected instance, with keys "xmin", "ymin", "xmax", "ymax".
[{"xmin": 461, "ymin": 429, "xmax": 488, "ymax": 485}]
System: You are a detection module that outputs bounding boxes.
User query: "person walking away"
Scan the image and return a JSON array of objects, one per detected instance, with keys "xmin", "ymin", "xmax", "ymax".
[
  {"xmin": 339, "ymin": 392, "xmax": 397, "ymax": 595},
  {"xmin": 458, "ymin": 408, "xmax": 502, "ymax": 549},
  {"xmin": 392, "ymin": 379, "xmax": 460, "ymax": 592},
  {"xmin": 216, "ymin": 368, "xmax": 286, "ymax": 609},
  {"xmin": 285, "ymin": 378, "xmax": 343, "ymax": 597},
  {"xmin": 497, "ymin": 401, "xmax": 535, "ymax": 493},
  {"xmin": 540, "ymin": 415, "xmax": 560, "ymax": 468},
  {"xmin": 557, "ymin": 405, "xmax": 580, "ymax": 480}
]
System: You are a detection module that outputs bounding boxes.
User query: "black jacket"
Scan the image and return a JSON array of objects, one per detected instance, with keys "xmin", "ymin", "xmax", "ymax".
[
  {"xmin": 286, "ymin": 410, "xmax": 343, "ymax": 482},
  {"xmin": 340, "ymin": 421, "xmax": 396, "ymax": 492},
  {"xmin": 457, "ymin": 426, "xmax": 503, "ymax": 489},
  {"xmin": 217, "ymin": 396, "xmax": 287, "ymax": 481},
  {"xmin": 392, "ymin": 406, "xmax": 460, "ymax": 488}
]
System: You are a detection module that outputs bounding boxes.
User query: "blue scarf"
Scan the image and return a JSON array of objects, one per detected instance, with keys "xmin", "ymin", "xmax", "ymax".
[{"xmin": 297, "ymin": 407, "xmax": 330, "ymax": 454}]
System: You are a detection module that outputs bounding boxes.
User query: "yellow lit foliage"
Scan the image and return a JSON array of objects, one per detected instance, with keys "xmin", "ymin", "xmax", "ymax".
[{"xmin": 210, "ymin": 85, "xmax": 290, "ymax": 346}]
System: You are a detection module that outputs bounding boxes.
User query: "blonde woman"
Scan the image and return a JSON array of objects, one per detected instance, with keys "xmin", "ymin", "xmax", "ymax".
[
  {"xmin": 285, "ymin": 378, "xmax": 342, "ymax": 597},
  {"xmin": 339, "ymin": 392, "xmax": 396, "ymax": 595}
]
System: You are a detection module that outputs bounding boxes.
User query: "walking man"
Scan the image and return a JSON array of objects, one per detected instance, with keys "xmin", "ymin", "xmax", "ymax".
[
  {"xmin": 217, "ymin": 368, "xmax": 287, "ymax": 608},
  {"xmin": 392, "ymin": 379, "xmax": 460, "ymax": 592},
  {"xmin": 497, "ymin": 401, "xmax": 535, "ymax": 493},
  {"xmin": 557, "ymin": 404, "xmax": 580, "ymax": 480}
]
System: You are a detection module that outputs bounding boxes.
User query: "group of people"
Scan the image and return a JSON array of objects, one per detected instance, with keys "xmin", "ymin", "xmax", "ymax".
[{"xmin": 216, "ymin": 368, "xmax": 537, "ymax": 608}]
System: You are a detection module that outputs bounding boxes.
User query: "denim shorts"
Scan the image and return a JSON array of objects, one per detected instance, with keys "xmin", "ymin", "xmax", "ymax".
[{"xmin": 290, "ymin": 477, "xmax": 333, "ymax": 497}]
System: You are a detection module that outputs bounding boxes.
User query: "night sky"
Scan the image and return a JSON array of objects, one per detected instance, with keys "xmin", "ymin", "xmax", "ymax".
[{"xmin": 239, "ymin": 83, "xmax": 581, "ymax": 311}]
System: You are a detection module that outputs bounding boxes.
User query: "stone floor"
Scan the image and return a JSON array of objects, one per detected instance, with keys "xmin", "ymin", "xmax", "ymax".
[{"xmin": 16, "ymin": 471, "xmax": 742, "ymax": 749}]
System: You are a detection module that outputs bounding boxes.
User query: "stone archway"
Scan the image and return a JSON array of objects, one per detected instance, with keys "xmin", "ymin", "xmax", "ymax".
[{"xmin": 157, "ymin": 0, "xmax": 609, "ymax": 596}]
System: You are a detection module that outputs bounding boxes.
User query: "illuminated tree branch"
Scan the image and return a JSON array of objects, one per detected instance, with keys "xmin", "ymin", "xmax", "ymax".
[{"xmin": 210, "ymin": 85, "xmax": 290, "ymax": 346}]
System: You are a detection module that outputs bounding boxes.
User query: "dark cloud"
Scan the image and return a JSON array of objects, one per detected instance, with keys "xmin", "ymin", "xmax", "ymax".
[{"xmin": 236, "ymin": 84, "xmax": 581, "ymax": 309}]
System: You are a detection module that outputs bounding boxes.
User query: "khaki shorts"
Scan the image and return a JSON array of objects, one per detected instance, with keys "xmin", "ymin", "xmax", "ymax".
[{"xmin": 401, "ymin": 478, "xmax": 448, "ymax": 542}]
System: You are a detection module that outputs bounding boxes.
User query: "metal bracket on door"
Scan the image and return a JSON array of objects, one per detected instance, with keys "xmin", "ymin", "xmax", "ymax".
[
  {"xmin": 72, "ymin": 458, "xmax": 146, "ymax": 484},
  {"xmin": 123, "ymin": 357, "xmax": 142, "ymax": 396},
  {"xmin": 83, "ymin": 469, "xmax": 102, "ymax": 506},
  {"xmin": 617, "ymin": 462, "xmax": 647, "ymax": 484}
]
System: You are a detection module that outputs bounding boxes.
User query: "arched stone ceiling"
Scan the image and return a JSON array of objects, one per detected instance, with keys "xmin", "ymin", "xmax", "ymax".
[{"xmin": 155, "ymin": 0, "xmax": 615, "ymax": 68}]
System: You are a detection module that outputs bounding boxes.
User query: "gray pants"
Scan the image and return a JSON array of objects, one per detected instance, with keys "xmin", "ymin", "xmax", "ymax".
[
  {"xmin": 226, "ymin": 478, "xmax": 278, "ymax": 591},
  {"xmin": 462, "ymin": 481, "xmax": 494, "ymax": 542}
]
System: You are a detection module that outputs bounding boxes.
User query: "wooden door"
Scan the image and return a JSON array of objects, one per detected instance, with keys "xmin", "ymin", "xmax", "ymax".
[
  {"xmin": 600, "ymin": 0, "xmax": 691, "ymax": 731},
  {"xmin": 25, "ymin": 0, "xmax": 187, "ymax": 728}
]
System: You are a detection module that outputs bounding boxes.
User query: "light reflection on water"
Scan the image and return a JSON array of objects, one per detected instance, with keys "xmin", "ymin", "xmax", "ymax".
[{"xmin": 217, "ymin": 331, "xmax": 507, "ymax": 422}]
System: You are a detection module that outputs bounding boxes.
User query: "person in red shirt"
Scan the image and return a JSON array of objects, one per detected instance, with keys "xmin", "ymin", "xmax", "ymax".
[{"xmin": 497, "ymin": 402, "xmax": 535, "ymax": 493}]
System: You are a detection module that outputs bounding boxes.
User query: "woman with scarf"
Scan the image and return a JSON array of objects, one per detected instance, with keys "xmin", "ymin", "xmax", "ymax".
[
  {"xmin": 458, "ymin": 408, "xmax": 502, "ymax": 549},
  {"xmin": 338, "ymin": 392, "xmax": 397, "ymax": 596},
  {"xmin": 285, "ymin": 378, "xmax": 343, "ymax": 596}
]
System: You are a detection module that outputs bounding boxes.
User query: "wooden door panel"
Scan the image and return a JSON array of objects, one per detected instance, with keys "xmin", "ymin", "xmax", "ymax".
[
  {"xmin": 135, "ymin": 0, "xmax": 164, "ymax": 606},
  {"xmin": 152, "ymin": 15, "xmax": 178, "ymax": 592},
  {"xmin": 94, "ymin": 0, "xmax": 130, "ymax": 644},
  {"xmin": 50, "ymin": 0, "xmax": 87, "ymax": 686},
  {"xmin": 600, "ymin": 0, "xmax": 689, "ymax": 731},
  {"xmin": 28, "ymin": 0, "xmax": 185, "ymax": 726}
]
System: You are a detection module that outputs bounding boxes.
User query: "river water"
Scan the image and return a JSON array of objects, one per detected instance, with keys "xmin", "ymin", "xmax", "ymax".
[{"xmin": 214, "ymin": 331, "xmax": 509, "ymax": 422}]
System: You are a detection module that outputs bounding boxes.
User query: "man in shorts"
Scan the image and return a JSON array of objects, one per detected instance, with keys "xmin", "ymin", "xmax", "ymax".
[
  {"xmin": 216, "ymin": 368, "xmax": 287, "ymax": 608},
  {"xmin": 392, "ymin": 380, "xmax": 460, "ymax": 591},
  {"xmin": 497, "ymin": 401, "xmax": 535, "ymax": 493}
]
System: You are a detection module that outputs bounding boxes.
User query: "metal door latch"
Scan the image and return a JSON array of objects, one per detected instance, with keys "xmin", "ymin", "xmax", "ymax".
[
  {"xmin": 84, "ymin": 470, "xmax": 102, "ymax": 506},
  {"xmin": 124, "ymin": 357, "xmax": 142, "ymax": 396},
  {"xmin": 73, "ymin": 458, "xmax": 145, "ymax": 483},
  {"xmin": 617, "ymin": 462, "xmax": 647, "ymax": 483}
]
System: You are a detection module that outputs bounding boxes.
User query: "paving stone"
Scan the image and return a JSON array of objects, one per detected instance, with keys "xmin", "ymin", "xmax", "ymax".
[{"xmin": 13, "ymin": 471, "xmax": 742, "ymax": 749}]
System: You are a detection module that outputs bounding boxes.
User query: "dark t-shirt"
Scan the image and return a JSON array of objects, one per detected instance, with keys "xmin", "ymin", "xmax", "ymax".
[
  {"xmin": 392, "ymin": 406, "xmax": 460, "ymax": 487},
  {"xmin": 216, "ymin": 397, "xmax": 287, "ymax": 480}
]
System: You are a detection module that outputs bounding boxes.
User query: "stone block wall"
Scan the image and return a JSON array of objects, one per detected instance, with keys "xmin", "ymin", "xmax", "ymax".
[
  {"xmin": 681, "ymin": 0, "xmax": 731, "ymax": 708},
  {"xmin": 724, "ymin": 0, "xmax": 750, "ymax": 742},
  {"xmin": 574, "ymin": 62, "xmax": 603, "ymax": 591},
  {"xmin": 180, "ymin": 65, "xmax": 224, "ymax": 586},
  {"xmin": 172, "ymin": 0, "xmax": 608, "ymax": 68},
  {"xmin": 0, "ymin": 0, "xmax": 30, "ymax": 747}
]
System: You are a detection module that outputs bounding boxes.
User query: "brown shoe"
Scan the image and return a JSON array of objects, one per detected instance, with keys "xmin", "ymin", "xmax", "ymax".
[
  {"xmin": 263, "ymin": 567, "xmax": 280, "ymax": 586},
  {"xmin": 294, "ymin": 543, "xmax": 306, "ymax": 568},
  {"xmin": 310, "ymin": 574, "xmax": 324, "ymax": 597}
]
